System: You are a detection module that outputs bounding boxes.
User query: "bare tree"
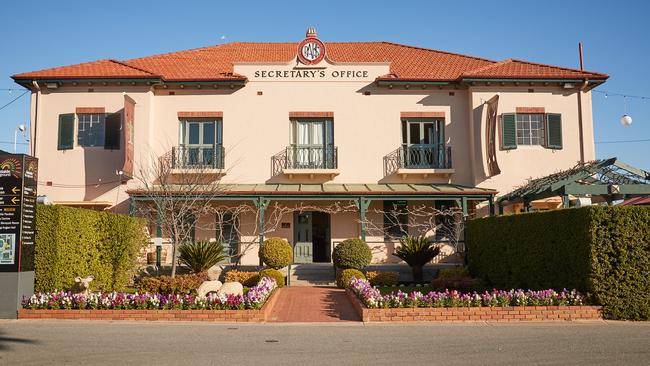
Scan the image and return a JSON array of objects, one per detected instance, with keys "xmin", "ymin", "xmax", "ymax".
[
  {"xmin": 208, "ymin": 201, "xmax": 359, "ymax": 265},
  {"xmin": 364, "ymin": 203, "xmax": 466, "ymax": 258},
  {"xmin": 133, "ymin": 150, "xmax": 229, "ymax": 277}
]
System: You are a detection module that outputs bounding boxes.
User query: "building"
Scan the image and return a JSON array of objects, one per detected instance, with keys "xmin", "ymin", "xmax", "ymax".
[{"xmin": 12, "ymin": 28, "xmax": 608, "ymax": 265}]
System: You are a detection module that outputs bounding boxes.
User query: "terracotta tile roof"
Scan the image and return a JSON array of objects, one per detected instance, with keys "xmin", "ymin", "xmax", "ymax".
[
  {"xmin": 13, "ymin": 59, "xmax": 158, "ymax": 80},
  {"xmin": 12, "ymin": 42, "xmax": 608, "ymax": 82},
  {"xmin": 461, "ymin": 59, "xmax": 607, "ymax": 80}
]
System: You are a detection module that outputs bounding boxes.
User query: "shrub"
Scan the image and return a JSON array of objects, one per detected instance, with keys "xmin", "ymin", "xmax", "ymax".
[
  {"xmin": 259, "ymin": 237, "xmax": 293, "ymax": 269},
  {"xmin": 35, "ymin": 205, "xmax": 148, "ymax": 292},
  {"xmin": 466, "ymin": 206, "xmax": 650, "ymax": 320},
  {"xmin": 437, "ymin": 267, "xmax": 470, "ymax": 279},
  {"xmin": 224, "ymin": 270, "xmax": 260, "ymax": 287},
  {"xmin": 393, "ymin": 236, "xmax": 440, "ymax": 283},
  {"xmin": 138, "ymin": 273, "xmax": 207, "ymax": 295},
  {"xmin": 332, "ymin": 238, "xmax": 372, "ymax": 270},
  {"xmin": 431, "ymin": 267, "xmax": 482, "ymax": 291},
  {"xmin": 178, "ymin": 241, "xmax": 226, "ymax": 273},
  {"xmin": 336, "ymin": 268, "xmax": 365, "ymax": 289},
  {"xmin": 259, "ymin": 268, "xmax": 285, "ymax": 288},
  {"xmin": 366, "ymin": 271, "xmax": 399, "ymax": 286}
]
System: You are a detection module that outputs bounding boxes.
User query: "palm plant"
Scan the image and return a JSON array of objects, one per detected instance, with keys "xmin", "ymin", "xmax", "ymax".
[
  {"xmin": 393, "ymin": 236, "xmax": 440, "ymax": 283},
  {"xmin": 178, "ymin": 241, "xmax": 226, "ymax": 274}
]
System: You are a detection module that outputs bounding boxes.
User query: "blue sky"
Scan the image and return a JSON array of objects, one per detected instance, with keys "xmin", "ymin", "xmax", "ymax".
[{"xmin": 1, "ymin": 0, "xmax": 648, "ymax": 169}]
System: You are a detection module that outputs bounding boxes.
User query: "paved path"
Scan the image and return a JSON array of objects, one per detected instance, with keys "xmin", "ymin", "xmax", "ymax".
[
  {"xmin": 267, "ymin": 286, "xmax": 360, "ymax": 322},
  {"xmin": 1, "ymin": 320, "xmax": 649, "ymax": 365}
]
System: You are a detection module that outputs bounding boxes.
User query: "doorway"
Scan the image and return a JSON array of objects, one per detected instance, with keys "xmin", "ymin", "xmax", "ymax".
[{"xmin": 293, "ymin": 211, "xmax": 331, "ymax": 263}]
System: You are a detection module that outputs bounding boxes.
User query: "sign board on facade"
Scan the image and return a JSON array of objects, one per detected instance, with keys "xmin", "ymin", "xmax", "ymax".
[{"xmin": 0, "ymin": 153, "xmax": 37, "ymax": 272}]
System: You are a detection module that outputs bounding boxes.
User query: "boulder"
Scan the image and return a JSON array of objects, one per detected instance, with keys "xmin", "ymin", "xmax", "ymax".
[
  {"xmin": 207, "ymin": 265, "xmax": 224, "ymax": 281},
  {"xmin": 197, "ymin": 280, "xmax": 223, "ymax": 298},
  {"xmin": 217, "ymin": 282, "xmax": 244, "ymax": 297}
]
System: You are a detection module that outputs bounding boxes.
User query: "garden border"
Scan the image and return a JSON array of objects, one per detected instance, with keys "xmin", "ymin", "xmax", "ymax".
[
  {"xmin": 345, "ymin": 289, "xmax": 603, "ymax": 322},
  {"xmin": 17, "ymin": 289, "xmax": 279, "ymax": 322}
]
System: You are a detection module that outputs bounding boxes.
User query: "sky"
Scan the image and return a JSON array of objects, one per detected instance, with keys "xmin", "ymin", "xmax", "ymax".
[{"xmin": 1, "ymin": 0, "xmax": 649, "ymax": 170}]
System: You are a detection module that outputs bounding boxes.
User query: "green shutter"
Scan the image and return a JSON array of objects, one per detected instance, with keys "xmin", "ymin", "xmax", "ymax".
[
  {"xmin": 546, "ymin": 113, "xmax": 563, "ymax": 149},
  {"xmin": 501, "ymin": 113, "xmax": 517, "ymax": 150},
  {"xmin": 104, "ymin": 113, "xmax": 121, "ymax": 150},
  {"xmin": 57, "ymin": 113, "xmax": 75, "ymax": 150}
]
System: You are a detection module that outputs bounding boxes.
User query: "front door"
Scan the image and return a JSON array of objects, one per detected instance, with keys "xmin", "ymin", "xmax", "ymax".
[
  {"xmin": 293, "ymin": 211, "xmax": 331, "ymax": 263},
  {"xmin": 293, "ymin": 212, "xmax": 313, "ymax": 263}
]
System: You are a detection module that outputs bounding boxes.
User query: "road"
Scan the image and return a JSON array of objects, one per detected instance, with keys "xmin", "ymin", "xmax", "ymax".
[{"xmin": 1, "ymin": 320, "xmax": 649, "ymax": 365}]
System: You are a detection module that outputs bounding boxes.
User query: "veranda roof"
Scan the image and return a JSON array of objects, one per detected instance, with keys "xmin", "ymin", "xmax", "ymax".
[
  {"xmin": 128, "ymin": 183, "xmax": 495, "ymax": 199},
  {"xmin": 498, "ymin": 158, "xmax": 650, "ymax": 204}
]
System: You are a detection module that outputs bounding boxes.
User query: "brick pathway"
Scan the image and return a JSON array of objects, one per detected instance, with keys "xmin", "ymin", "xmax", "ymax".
[{"xmin": 267, "ymin": 286, "xmax": 361, "ymax": 322}]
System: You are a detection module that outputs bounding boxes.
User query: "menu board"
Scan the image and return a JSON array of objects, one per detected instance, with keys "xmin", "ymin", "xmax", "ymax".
[{"xmin": 0, "ymin": 153, "xmax": 37, "ymax": 272}]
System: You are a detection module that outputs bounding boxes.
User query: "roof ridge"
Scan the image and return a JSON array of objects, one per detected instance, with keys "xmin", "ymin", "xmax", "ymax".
[
  {"xmin": 108, "ymin": 59, "xmax": 159, "ymax": 76},
  {"xmin": 125, "ymin": 42, "xmax": 232, "ymax": 62},
  {"xmin": 462, "ymin": 59, "xmax": 512, "ymax": 76},
  {"xmin": 507, "ymin": 58, "xmax": 608, "ymax": 78},
  {"xmin": 12, "ymin": 58, "xmax": 149, "ymax": 79},
  {"xmin": 378, "ymin": 41, "xmax": 497, "ymax": 63}
]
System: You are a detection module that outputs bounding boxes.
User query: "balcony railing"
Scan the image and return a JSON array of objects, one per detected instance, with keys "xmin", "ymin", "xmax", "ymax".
[
  {"xmin": 272, "ymin": 145, "xmax": 338, "ymax": 175},
  {"xmin": 384, "ymin": 145, "xmax": 452, "ymax": 176},
  {"xmin": 172, "ymin": 144, "xmax": 225, "ymax": 169}
]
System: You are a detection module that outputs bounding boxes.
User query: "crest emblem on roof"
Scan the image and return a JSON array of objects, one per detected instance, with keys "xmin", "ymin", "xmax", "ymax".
[{"xmin": 297, "ymin": 27, "xmax": 325, "ymax": 65}]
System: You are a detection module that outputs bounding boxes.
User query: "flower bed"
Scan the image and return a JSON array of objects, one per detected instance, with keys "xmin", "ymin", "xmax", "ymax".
[
  {"xmin": 18, "ymin": 278, "xmax": 278, "ymax": 322},
  {"xmin": 347, "ymin": 277, "xmax": 602, "ymax": 322}
]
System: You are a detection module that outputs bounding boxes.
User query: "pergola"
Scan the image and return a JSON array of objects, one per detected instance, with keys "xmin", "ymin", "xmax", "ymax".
[{"xmin": 497, "ymin": 158, "xmax": 650, "ymax": 213}]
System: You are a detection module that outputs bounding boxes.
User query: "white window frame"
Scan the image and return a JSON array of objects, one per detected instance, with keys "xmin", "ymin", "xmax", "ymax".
[{"xmin": 516, "ymin": 113, "xmax": 546, "ymax": 146}]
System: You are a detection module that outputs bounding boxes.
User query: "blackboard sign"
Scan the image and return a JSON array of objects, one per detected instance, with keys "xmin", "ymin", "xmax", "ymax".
[{"xmin": 0, "ymin": 153, "xmax": 37, "ymax": 273}]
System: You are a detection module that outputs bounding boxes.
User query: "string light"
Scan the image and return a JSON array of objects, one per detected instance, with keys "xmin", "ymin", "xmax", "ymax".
[{"xmin": 593, "ymin": 90, "xmax": 650, "ymax": 100}]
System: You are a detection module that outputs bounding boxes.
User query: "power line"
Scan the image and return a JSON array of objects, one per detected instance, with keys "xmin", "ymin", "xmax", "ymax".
[
  {"xmin": 595, "ymin": 138, "xmax": 650, "ymax": 144},
  {"xmin": 0, "ymin": 90, "xmax": 29, "ymax": 111}
]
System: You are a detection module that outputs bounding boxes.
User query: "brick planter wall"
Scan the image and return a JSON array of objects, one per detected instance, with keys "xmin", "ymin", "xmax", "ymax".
[
  {"xmin": 345, "ymin": 289, "xmax": 602, "ymax": 322},
  {"xmin": 17, "ymin": 290, "xmax": 279, "ymax": 322}
]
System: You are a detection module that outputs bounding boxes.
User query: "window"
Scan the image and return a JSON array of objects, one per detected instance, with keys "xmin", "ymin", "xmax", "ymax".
[
  {"xmin": 289, "ymin": 119, "xmax": 334, "ymax": 168},
  {"xmin": 401, "ymin": 119, "xmax": 445, "ymax": 168},
  {"xmin": 179, "ymin": 119, "xmax": 223, "ymax": 167},
  {"xmin": 502, "ymin": 113, "xmax": 562, "ymax": 150},
  {"xmin": 77, "ymin": 114, "xmax": 106, "ymax": 147},
  {"xmin": 383, "ymin": 200, "xmax": 408, "ymax": 240},
  {"xmin": 516, "ymin": 114, "xmax": 545, "ymax": 146}
]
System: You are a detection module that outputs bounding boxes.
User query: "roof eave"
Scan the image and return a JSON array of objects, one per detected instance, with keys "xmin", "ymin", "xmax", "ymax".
[
  {"xmin": 376, "ymin": 79, "xmax": 453, "ymax": 85},
  {"xmin": 460, "ymin": 77, "xmax": 608, "ymax": 83}
]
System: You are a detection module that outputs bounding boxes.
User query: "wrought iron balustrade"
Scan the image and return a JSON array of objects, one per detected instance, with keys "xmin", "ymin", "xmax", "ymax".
[
  {"xmin": 384, "ymin": 145, "xmax": 452, "ymax": 176},
  {"xmin": 171, "ymin": 144, "xmax": 225, "ymax": 169},
  {"xmin": 272, "ymin": 145, "xmax": 338, "ymax": 175}
]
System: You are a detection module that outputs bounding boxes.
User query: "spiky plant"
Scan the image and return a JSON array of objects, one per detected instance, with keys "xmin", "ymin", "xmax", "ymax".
[
  {"xmin": 178, "ymin": 241, "xmax": 226, "ymax": 274},
  {"xmin": 393, "ymin": 236, "xmax": 440, "ymax": 283}
]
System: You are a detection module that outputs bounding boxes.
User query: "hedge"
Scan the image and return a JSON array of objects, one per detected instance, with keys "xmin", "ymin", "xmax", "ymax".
[
  {"xmin": 35, "ymin": 205, "xmax": 148, "ymax": 292},
  {"xmin": 466, "ymin": 206, "xmax": 650, "ymax": 320}
]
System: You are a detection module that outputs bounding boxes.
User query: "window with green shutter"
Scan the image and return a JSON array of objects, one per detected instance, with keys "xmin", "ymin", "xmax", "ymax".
[
  {"xmin": 57, "ymin": 113, "xmax": 75, "ymax": 150},
  {"xmin": 501, "ymin": 113, "xmax": 517, "ymax": 150},
  {"xmin": 546, "ymin": 113, "xmax": 563, "ymax": 149}
]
